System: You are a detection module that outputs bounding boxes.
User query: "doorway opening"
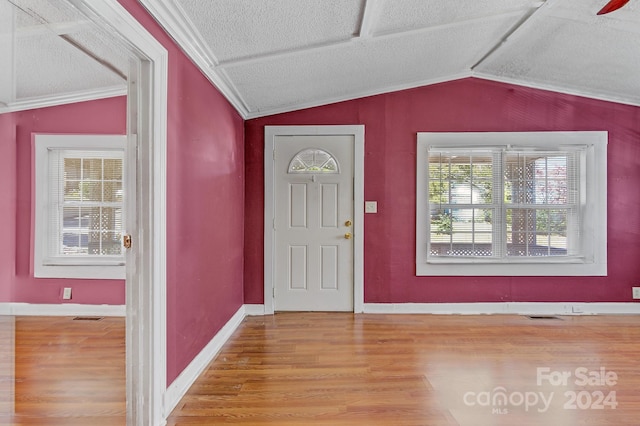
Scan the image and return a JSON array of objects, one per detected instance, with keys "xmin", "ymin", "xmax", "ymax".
[{"xmin": 50, "ymin": 1, "xmax": 168, "ymax": 424}]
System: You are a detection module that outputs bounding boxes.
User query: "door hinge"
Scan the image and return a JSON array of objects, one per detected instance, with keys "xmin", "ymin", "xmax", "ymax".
[{"xmin": 273, "ymin": 287, "xmax": 275, "ymax": 298}]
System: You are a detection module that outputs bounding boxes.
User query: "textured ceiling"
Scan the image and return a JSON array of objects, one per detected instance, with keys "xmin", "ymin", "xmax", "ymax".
[
  {"xmin": 177, "ymin": 0, "xmax": 366, "ymax": 62},
  {"xmin": 374, "ymin": 0, "xmax": 537, "ymax": 34},
  {"xmin": 2, "ymin": 0, "xmax": 639, "ymax": 117},
  {"xmin": 475, "ymin": 0, "xmax": 640, "ymax": 104},
  {"xmin": 141, "ymin": 0, "xmax": 640, "ymax": 118},
  {"xmin": 223, "ymin": 16, "xmax": 518, "ymax": 112},
  {"xmin": 0, "ymin": 0, "xmax": 128, "ymax": 111}
]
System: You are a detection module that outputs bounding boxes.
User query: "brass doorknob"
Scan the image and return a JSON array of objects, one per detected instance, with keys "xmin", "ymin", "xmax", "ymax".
[
  {"xmin": 345, "ymin": 220, "xmax": 352, "ymax": 227},
  {"xmin": 344, "ymin": 232, "xmax": 352, "ymax": 240},
  {"xmin": 123, "ymin": 234, "xmax": 132, "ymax": 249}
]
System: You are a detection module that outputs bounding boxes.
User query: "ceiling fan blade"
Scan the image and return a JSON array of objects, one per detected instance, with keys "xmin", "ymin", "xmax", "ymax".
[{"xmin": 597, "ymin": 0, "xmax": 630, "ymax": 15}]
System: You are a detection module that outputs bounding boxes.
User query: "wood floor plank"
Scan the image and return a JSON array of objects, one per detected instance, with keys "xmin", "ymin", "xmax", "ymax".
[
  {"xmin": 3, "ymin": 313, "xmax": 640, "ymax": 425},
  {"xmin": 2, "ymin": 316, "xmax": 125, "ymax": 425},
  {"xmin": 167, "ymin": 313, "xmax": 640, "ymax": 425}
]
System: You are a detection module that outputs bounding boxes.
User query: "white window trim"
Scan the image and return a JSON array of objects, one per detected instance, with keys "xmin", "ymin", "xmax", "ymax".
[
  {"xmin": 33, "ymin": 133, "xmax": 127, "ymax": 279},
  {"xmin": 416, "ymin": 131, "xmax": 607, "ymax": 276}
]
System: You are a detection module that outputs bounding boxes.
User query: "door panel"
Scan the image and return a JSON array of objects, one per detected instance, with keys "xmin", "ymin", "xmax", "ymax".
[
  {"xmin": 321, "ymin": 245, "xmax": 338, "ymax": 289},
  {"xmin": 274, "ymin": 135, "xmax": 354, "ymax": 311},
  {"xmin": 321, "ymin": 184, "xmax": 338, "ymax": 228},
  {"xmin": 289, "ymin": 246, "xmax": 307, "ymax": 289},
  {"xmin": 289, "ymin": 184, "xmax": 307, "ymax": 228}
]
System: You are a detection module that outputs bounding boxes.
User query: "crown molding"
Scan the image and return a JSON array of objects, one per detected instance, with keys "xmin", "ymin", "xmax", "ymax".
[
  {"xmin": 473, "ymin": 73, "xmax": 640, "ymax": 108},
  {"xmin": 245, "ymin": 72, "xmax": 473, "ymax": 119},
  {"xmin": 138, "ymin": 0, "xmax": 251, "ymax": 117},
  {"xmin": 0, "ymin": 86, "xmax": 126, "ymax": 114}
]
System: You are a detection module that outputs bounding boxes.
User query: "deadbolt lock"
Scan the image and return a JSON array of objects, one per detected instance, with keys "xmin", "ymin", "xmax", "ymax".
[
  {"xmin": 123, "ymin": 234, "xmax": 132, "ymax": 249},
  {"xmin": 345, "ymin": 220, "xmax": 352, "ymax": 227}
]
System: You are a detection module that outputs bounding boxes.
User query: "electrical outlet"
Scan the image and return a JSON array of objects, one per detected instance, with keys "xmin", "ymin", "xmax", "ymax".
[
  {"xmin": 62, "ymin": 287, "xmax": 72, "ymax": 300},
  {"xmin": 633, "ymin": 287, "xmax": 640, "ymax": 300},
  {"xmin": 572, "ymin": 305, "xmax": 584, "ymax": 314}
]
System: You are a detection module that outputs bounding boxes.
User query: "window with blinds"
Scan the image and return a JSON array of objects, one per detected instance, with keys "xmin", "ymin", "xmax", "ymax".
[
  {"xmin": 416, "ymin": 132, "xmax": 607, "ymax": 277},
  {"xmin": 34, "ymin": 134, "xmax": 127, "ymax": 280},
  {"xmin": 51, "ymin": 151, "xmax": 124, "ymax": 258},
  {"xmin": 428, "ymin": 148, "xmax": 581, "ymax": 259}
]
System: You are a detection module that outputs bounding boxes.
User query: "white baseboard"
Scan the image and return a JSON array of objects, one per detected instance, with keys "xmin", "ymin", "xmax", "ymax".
[
  {"xmin": 0, "ymin": 304, "xmax": 11, "ymax": 315},
  {"xmin": 0, "ymin": 303, "xmax": 126, "ymax": 316},
  {"xmin": 244, "ymin": 304, "xmax": 265, "ymax": 315},
  {"xmin": 363, "ymin": 302, "xmax": 640, "ymax": 315},
  {"xmin": 163, "ymin": 305, "xmax": 247, "ymax": 417}
]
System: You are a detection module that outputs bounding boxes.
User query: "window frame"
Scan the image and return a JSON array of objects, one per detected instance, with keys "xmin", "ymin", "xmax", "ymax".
[
  {"xmin": 416, "ymin": 132, "xmax": 607, "ymax": 277},
  {"xmin": 288, "ymin": 148, "xmax": 340, "ymax": 174},
  {"xmin": 33, "ymin": 134, "xmax": 127, "ymax": 279}
]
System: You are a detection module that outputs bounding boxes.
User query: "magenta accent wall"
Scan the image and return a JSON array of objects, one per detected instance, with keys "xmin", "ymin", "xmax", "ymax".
[
  {"xmin": 6, "ymin": 97, "xmax": 127, "ymax": 305},
  {"xmin": 245, "ymin": 77, "xmax": 640, "ymax": 304},
  {"xmin": 0, "ymin": 113, "xmax": 16, "ymax": 302},
  {"xmin": 118, "ymin": 0, "xmax": 245, "ymax": 385}
]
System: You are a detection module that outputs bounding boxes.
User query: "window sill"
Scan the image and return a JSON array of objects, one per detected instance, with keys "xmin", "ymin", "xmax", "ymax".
[
  {"xmin": 34, "ymin": 264, "xmax": 126, "ymax": 280},
  {"xmin": 416, "ymin": 261, "xmax": 606, "ymax": 276},
  {"xmin": 426, "ymin": 256, "xmax": 587, "ymax": 264}
]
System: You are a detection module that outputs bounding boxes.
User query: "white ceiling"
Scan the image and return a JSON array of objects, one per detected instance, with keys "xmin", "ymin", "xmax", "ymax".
[
  {"xmin": 141, "ymin": 0, "xmax": 640, "ymax": 118},
  {"xmin": 2, "ymin": 0, "xmax": 639, "ymax": 118},
  {"xmin": 0, "ymin": 0, "xmax": 128, "ymax": 112}
]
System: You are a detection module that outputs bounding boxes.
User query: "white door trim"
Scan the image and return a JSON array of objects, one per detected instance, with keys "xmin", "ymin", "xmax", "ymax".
[
  {"xmin": 264, "ymin": 125, "xmax": 364, "ymax": 314},
  {"xmin": 66, "ymin": 1, "xmax": 168, "ymax": 425}
]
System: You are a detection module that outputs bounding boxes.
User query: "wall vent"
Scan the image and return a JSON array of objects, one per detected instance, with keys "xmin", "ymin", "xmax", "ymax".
[
  {"xmin": 73, "ymin": 316, "xmax": 104, "ymax": 321},
  {"xmin": 526, "ymin": 315, "xmax": 563, "ymax": 320}
]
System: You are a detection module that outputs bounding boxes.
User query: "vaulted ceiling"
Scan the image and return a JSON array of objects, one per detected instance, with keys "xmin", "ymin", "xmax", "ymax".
[
  {"xmin": 2, "ymin": 0, "xmax": 639, "ymax": 118},
  {"xmin": 0, "ymin": 0, "xmax": 128, "ymax": 113},
  {"xmin": 142, "ymin": 0, "xmax": 640, "ymax": 118}
]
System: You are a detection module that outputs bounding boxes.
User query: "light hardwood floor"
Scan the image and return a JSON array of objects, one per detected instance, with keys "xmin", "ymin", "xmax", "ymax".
[
  {"xmin": 1, "ymin": 316, "xmax": 125, "ymax": 425},
  {"xmin": 2, "ymin": 313, "xmax": 640, "ymax": 425},
  {"xmin": 167, "ymin": 313, "xmax": 640, "ymax": 425}
]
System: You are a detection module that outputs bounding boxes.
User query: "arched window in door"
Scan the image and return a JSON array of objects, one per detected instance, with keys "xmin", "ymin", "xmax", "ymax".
[{"xmin": 288, "ymin": 148, "xmax": 339, "ymax": 174}]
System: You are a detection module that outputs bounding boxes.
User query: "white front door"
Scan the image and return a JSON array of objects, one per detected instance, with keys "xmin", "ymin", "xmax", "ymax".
[{"xmin": 274, "ymin": 135, "xmax": 354, "ymax": 311}]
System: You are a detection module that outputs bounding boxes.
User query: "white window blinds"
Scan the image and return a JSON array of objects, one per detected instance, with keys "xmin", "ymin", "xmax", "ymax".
[
  {"xmin": 47, "ymin": 150, "xmax": 124, "ymax": 261},
  {"xmin": 428, "ymin": 148, "xmax": 583, "ymax": 260}
]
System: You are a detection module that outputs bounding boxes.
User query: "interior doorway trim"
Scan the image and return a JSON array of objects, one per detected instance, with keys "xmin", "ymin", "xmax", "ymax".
[
  {"xmin": 264, "ymin": 125, "xmax": 364, "ymax": 314},
  {"xmin": 67, "ymin": 1, "xmax": 168, "ymax": 425}
]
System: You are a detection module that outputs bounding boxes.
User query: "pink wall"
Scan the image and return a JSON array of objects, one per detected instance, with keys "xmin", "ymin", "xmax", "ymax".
[
  {"xmin": 9, "ymin": 97, "xmax": 127, "ymax": 305},
  {"xmin": 3, "ymin": 0, "xmax": 247, "ymax": 386},
  {"xmin": 119, "ymin": 0, "xmax": 245, "ymax": 385},
  {"xmin": 245, "ymin": 77, "xmax": 640, "ymax": 304},
  {"xmin": 0, "ymin": 113, "xmax": 16, "ymax": 302}
]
